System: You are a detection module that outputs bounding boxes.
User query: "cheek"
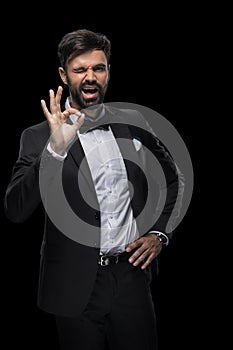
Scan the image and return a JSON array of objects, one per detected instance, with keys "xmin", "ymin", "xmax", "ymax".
[
  {"xmin": 71, "ymin": 81, "xmax": 83, "ymax": 92},
  {"xmin": 68, "ymin": 74, "xmax": 83, "ymax": 86},
  {"xmin": 101, "ymin": 74, "xmax": 110, "ymax": 86}
]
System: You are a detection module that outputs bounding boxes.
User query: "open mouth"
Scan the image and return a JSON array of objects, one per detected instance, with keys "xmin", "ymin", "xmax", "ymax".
[{"xmin": 82, "ymin": 87, "xmax": 99, "ymax": 100}]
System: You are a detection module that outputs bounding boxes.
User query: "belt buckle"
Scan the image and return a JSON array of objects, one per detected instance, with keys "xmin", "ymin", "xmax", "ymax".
[{"xmin": 99, "ymin": 255, "xmax": 110, "ymax": 266}]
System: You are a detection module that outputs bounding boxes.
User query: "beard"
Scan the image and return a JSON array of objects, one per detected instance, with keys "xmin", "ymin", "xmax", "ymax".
[{"xmin": 68, "ymin": 78, "xmax": 108, "ymax": 110}]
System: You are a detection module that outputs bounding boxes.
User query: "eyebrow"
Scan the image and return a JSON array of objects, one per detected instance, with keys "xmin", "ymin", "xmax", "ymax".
[{"xmin": 73, "ymin": 63, "xmax": 107, "ymax": 72}]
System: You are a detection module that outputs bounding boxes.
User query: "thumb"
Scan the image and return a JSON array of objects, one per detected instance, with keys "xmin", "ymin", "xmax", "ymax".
[{"xmin": 73, "ymin": 112, "xmax": 85, "ymax": 130}]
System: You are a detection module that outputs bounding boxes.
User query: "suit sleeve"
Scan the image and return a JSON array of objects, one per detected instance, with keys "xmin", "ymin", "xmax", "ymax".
[
  {"xmin": 136, "ymin": 112, "xmax": 185, "ymax": 239},
  {"xmin": 4, "ymin": 128, "xmax": 43, "ymax": 222},
  {"xmin": 4, "ymin": 127, "xmax": 62, "ymax": 223}
]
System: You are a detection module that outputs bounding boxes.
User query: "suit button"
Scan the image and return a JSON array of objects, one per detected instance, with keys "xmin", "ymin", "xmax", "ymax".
[{"xmin": 94, "ymin": 212, "xmax": 100, "ymax": 220}]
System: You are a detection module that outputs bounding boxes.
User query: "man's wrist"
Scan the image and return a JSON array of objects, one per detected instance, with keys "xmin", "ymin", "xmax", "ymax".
[
  {"xmin": 149, "ymin": 231, "xmax": 169, "ymax": 246},
  {"xmin": 47, "ymin": 142, "xmax": 67, "ymax": 161}
]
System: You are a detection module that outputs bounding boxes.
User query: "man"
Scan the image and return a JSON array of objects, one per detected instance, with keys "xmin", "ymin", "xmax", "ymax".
[{"xmin": 4, "ymin": 29, "xmax": 183, "ymax": 349}]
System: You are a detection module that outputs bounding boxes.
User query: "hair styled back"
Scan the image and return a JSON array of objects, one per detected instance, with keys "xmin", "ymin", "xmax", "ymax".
[{"xmin": 58, "ymin": 29, "xmax": 111, "ymax": 68}]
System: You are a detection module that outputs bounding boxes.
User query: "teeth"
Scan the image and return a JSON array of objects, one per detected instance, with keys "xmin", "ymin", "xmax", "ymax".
[{"xmin": 82, "ymin": 88, "xmax": 97, "ymax": 93}]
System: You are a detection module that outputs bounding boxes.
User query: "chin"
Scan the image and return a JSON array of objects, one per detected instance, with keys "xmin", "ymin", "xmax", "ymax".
[{"xmin": 84, "ymin": 98, "xmax": 100, "ymax": 107}]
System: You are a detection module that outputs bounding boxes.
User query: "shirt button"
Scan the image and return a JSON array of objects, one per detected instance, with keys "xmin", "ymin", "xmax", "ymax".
[{"xmin": 94, "ymin": 212, "xmax": 100, "ymax": 220}]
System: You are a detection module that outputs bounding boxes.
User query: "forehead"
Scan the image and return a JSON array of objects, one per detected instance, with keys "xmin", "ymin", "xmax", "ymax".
[{"xmin": 69, "ymin": 49, "xmax": 108, "ymax": 67}]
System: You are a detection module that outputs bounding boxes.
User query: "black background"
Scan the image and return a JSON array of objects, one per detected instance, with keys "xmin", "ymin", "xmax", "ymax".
[{"xmin": 1, "ymin": 4, "xmax": 211, "ymax": 350}]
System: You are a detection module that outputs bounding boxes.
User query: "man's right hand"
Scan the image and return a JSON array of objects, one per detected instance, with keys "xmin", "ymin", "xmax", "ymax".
[{"xmin": 41, "ymin": 86, "xmax": 85, "ymax": 155}]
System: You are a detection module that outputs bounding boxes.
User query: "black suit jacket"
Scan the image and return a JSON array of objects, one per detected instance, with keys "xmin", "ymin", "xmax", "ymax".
[{"xmin": 4, "ymin": 106, "xmax": 181, "ymax": 317}]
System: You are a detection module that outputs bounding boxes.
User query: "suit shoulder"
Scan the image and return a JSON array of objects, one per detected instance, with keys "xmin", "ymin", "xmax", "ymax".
[
  {"xmin": 23, "ymin": 120, "xmax": 49, "ymax": 134},
  {"xmin": 22, "ymin": 120, "xmax": 49, "ymax": 140},
  {"xmin": 20, "ymin": 120, "xmax": 50, "ymax": 149},
  {"xmin": 105, "ymin": 104, "xmax": 143, "ymax": 124}
]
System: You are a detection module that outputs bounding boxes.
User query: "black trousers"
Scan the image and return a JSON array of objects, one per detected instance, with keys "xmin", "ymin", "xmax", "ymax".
[{"xmin": 56, "ymin": 257, "xmax": 158, "ymax": 350}]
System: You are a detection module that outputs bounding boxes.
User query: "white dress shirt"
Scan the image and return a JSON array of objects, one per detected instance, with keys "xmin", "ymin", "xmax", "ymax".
[
  {"xmin": 79, "ymin": 126, "xmax": 140, "ymax": 255},
  {"xmin": 47, "ymin": 99, "xmax": 169, "ymax": 255}
]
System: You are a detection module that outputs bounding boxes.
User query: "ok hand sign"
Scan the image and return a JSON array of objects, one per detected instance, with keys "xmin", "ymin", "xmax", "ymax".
[{"xmin": 41, "ymin": 86, "xmax": 85, "ymax": 155}]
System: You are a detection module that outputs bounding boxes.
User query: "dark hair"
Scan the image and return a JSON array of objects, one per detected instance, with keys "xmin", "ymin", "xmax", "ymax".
[{"xmin": 58, "ymin": 29, "xmax": 111, "ymax": 68}]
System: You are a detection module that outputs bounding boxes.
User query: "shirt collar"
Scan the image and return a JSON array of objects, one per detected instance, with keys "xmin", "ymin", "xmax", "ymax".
[{"xmin": 65, "ymin": 97, "xmax": 109, "ymax": 134}]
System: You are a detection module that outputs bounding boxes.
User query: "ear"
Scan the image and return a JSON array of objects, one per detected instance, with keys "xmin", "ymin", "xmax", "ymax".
[{"xmin": 58, "ymin": 67, "xmax": 68, "ymax": 85}]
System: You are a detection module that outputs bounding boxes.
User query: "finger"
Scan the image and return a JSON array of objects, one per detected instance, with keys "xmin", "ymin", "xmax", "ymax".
[
  {"xmin": 49, "ymin": 89, "xmax": 55, "ymax": 112},
  {"xmin": 62, "ymin": 109, "xmax": 82, "ymax": 122},
  {"xmin": 55, "ymin": 86, "xmax": 63, "ymax": 104},
  {"xmin": 130, "ymin": 247, "xmax": 150, "ymax": 266},
  {"xmin": 128, "ymin": 242, "xmax": 148, "ymax": 264},
  {"xmin": 125, "ymin": 238, "xmax": 142, "ymax": 252},
  {"xmin": 62, "ymin": 108, "xmax": 82, "ymax": 121},
  {"xmin": 141, "ymin": 252, "xmax": 156, "ymax": 270},
  {"xmin": 61, "ymin": 109, "xmax": 71, "ymax": 122},
  {"xmin": 73, "ymin": 113, "xmax": 85, "ymax": 130},
  {"xmin": 66, "ymin": 108, "xmax": 82, "ymax": 115},
  {"xmin": 55, "ymin": 86, "xmax": 63, "ymax": 114},
  {"xmin": 140, "ymin": 243, "xmax": 162, "ymax": 269},
  {"xmin": 49, "ymin": 89, "xmax": 60, "ymax": 116},
  {"xmin": 41, "ymin": 99, "xmax": 51, "ymax": 120}
]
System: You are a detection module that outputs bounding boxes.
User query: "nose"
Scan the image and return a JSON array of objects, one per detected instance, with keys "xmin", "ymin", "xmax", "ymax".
[{"xmin": 84, "ymin": 67, "xmax": 97, "ymax": 83}]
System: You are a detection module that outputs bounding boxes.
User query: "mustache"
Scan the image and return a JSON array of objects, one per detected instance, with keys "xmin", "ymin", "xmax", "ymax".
[{"xmin": 80, "ymin": 82, "xmax": 102, "ymax": 90}]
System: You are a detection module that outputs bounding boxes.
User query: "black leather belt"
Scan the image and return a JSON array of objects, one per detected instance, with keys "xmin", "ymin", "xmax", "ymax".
[{"xmin": 98, "ymin": 251, "xmax": 130, "ymax": 266}]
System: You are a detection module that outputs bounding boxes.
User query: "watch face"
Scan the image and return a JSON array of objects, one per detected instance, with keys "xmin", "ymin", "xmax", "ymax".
[{"xmin": 156, "ymin": 233, "xmax": 168, "ymax": 245}]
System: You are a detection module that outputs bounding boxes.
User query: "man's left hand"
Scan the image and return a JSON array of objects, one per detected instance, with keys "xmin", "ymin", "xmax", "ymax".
[{"xmin": 125, "ymin": 233, "xmax": 162, "ymax": 269}]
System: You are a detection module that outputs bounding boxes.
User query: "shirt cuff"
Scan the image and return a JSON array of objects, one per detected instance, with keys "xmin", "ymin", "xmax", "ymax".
[
  {"xmin": 47, "ymin": 143, "xmax": 67, "ymax": 161},
  {"xmin": 149, "ymin": 230, "xmax": 169, "ymax": 246}
]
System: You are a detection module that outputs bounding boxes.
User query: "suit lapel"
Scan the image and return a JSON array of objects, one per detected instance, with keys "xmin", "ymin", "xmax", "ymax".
[{"xmin": 69, "ymin": 137, "xmax": 85, "ymax": 167}]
